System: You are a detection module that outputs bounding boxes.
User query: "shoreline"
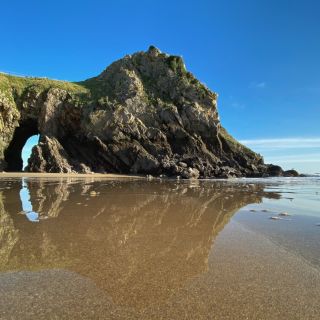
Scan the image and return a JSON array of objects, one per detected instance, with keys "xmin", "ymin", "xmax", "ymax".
[
  {"xmin": 0, "ymin": 172, "xmax": 145, "ymax": 179},
  {"xmin": 0, "ymin": 172, "xmax": 315, "ymax": 180}
]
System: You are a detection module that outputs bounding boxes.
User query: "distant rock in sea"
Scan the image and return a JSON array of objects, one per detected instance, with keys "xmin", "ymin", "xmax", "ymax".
[{"xmin": 0, "ymin": 46, "xmax": 298, "ymax": 178}]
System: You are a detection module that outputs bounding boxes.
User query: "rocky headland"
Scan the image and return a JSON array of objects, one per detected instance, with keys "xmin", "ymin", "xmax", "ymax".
[{"xmin": 0, "ymin": 46, "xmax": 298, "ymax": 178}]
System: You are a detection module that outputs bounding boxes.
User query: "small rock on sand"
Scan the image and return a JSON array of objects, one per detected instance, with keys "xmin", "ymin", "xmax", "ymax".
[
  {"xmin": 279, "ymin": 212, "xmax": 290, "ymax": 216},
  {"xmin": 270, "ymin": 216, "xmax": 283, "ymax": 220}
]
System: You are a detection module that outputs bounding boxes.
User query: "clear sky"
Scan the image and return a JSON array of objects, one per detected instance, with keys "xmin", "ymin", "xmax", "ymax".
[{"xmin": 1, "ymin": 0, "xmax": 319, "ymax": 173}]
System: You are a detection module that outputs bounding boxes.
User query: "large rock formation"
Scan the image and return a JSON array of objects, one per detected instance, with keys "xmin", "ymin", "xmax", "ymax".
[{"xmin": 0, "ymin": 46, "xmax": 296, "ymax": 178}]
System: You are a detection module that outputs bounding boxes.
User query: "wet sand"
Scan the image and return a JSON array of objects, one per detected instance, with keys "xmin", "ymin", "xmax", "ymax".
[
  {"xmin": 170, "ymin": 221, "xmax": 320, "ymax": 320},
  {"xmin": 0, "ymin": 176, "xmax": 319, "ymax": 319}
]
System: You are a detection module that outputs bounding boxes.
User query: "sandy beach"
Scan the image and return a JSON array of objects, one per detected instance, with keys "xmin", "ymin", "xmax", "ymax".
[{"xmin": 0, "ymin": 175, "xmax": 319, "ymax": 319}]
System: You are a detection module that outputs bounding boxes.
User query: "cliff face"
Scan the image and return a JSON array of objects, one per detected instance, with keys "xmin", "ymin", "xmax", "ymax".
[{"xmin": 0, "ymin": 46, "xmax": 296, "ymax": 178}]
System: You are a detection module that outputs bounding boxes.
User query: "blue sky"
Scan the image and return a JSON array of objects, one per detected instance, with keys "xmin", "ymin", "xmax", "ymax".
[{"xmin": 1, "ymin": 0, "xmax": 319, "ymax": 173}]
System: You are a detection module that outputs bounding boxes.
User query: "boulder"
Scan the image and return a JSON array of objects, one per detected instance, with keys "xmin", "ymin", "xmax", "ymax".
[{"xmin": 283, "ymin": 169, "xmax": 299, "ymax": 177}]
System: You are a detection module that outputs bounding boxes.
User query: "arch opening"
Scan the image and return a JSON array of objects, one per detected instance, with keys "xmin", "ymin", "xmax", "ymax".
[
  {"xmin": 4, "ymin": 119, "xmax": 39, "ymax": 172},
  {"xmin": 22, "ymin": 134, "xmax": 40, "ymax": 170}
]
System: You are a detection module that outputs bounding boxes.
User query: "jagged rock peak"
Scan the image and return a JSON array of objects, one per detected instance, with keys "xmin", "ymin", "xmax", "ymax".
[{"xmin": 147, "ymin": 45, "xmax": 162, "ymax": 56}]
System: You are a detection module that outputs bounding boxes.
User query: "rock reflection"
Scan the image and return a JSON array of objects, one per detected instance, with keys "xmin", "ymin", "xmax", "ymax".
[
  {"xmin": 0, "ymin": 193, "xmax": 19, "ymax": 266},
  {"xmin": 0, "ymin": 178, "xmax": 279, "ymax": 310}
]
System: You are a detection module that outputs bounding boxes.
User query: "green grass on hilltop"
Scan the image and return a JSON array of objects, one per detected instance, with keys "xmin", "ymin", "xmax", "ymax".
[
  {"xmin": 77, "ymin": 76, "xmax": 113, "ymax": 101},
  {"xmin": 0, "ymin": 73, "xmax": 89, "ymax": 101}
]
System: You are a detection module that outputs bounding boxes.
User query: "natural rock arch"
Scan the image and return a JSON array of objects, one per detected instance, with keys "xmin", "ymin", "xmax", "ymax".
[{"xmin": 4, "ymin": 119, "xmax": 38, "ymax": 172}]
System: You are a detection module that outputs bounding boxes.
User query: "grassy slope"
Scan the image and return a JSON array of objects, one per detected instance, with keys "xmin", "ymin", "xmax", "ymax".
[
  {"xmin": 219, "ymin": 127, "xmax": 262, "ymax": 160},
  {"xmin": 0, "ymin": 73, "xmax": 89, "ymax": 103}
]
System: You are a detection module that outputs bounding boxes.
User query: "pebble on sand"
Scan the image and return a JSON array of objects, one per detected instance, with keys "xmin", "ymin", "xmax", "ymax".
[
  {"xmin": 279, "ymin": 212, "xmax": 290, "ymax": 216},
  {"xmin": 270, "ymin": 216, "xmax": 283, "ymax": 220}
]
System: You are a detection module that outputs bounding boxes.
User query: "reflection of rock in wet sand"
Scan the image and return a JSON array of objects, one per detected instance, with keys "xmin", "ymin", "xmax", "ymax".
[
  {"xmin": 0, "ymin": 193, "xmax": 19, "ymax": 267},
  {"xmin": 0, "ymin": 179, "xmax": 279, "ymax": 310},
  {"xmin": 28, "ymin": 178, "xmax": 71, "ymax": 219}
]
